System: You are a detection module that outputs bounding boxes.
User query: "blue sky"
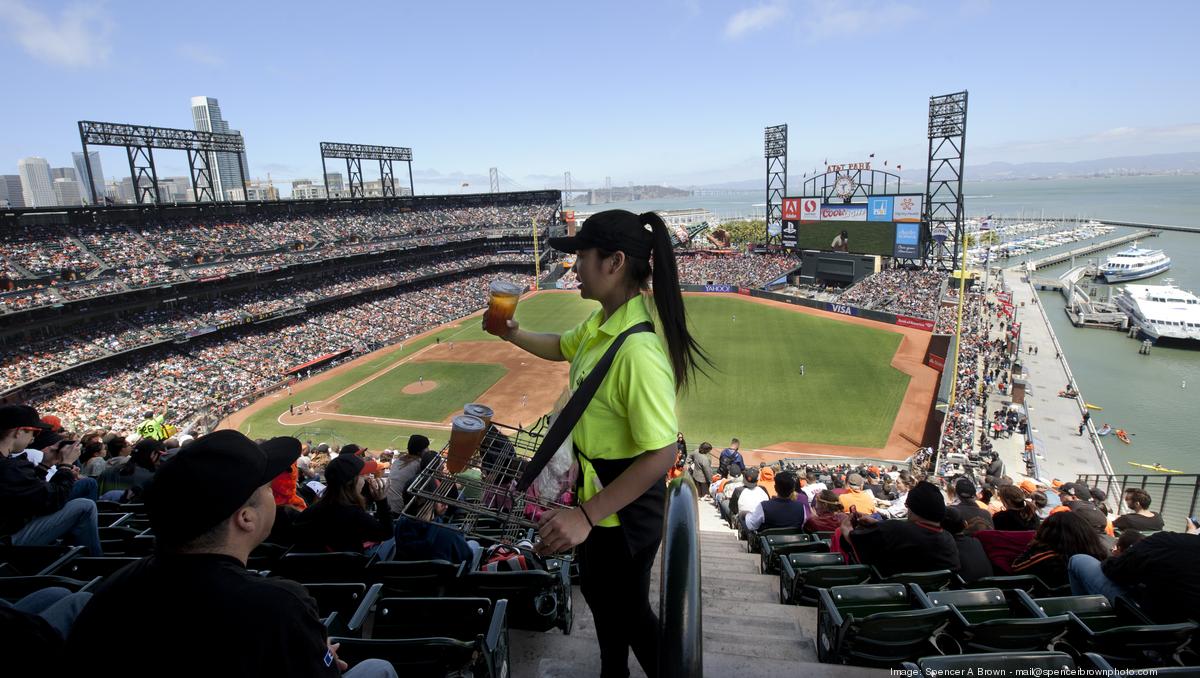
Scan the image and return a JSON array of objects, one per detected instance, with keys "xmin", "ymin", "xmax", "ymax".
[{"xmin": 1, "ymin": 0, "xmax": 1198, "ymax": 194}]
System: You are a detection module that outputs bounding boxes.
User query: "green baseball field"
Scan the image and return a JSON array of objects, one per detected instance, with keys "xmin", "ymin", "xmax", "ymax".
[{"xmin": 232, "ymin": 291, "xmax": 917, "ymax": 455}]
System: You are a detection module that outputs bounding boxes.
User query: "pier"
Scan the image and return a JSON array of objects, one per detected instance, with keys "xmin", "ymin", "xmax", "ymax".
[{"xmin": 991, "ymin": 267, "xmax": 1121, "ymax": 490}]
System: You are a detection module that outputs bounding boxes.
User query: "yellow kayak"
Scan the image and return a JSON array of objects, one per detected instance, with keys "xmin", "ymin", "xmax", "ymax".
[
  {"xmin": 1128, "ymin": 462, "xmax": 1183, "ymax": 474},
  {"xmin": 1085, "ymin": 403, "xmax": 1103, "ymax": 411}
]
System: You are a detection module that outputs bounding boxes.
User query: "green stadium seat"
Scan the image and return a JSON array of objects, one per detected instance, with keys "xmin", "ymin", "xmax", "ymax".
[
  {"xmin": 301, "ymin": 582, "xmax": 381, "ymax": 638},
  {"xmin": 778, "ymin": 552, "xmax": 865, "ymax": 605},
  {"xmin": 450, "ymin": 558, "xmax": 573, "ymax": 633},
  {"xmin": 898, "ymin": 651, "xmax": 1088, "ymax": 676},
  {"xmin": 918, "ymin": 587, "xmax": 1071, "ymax": 653},
  {"xmin": 758, "ymin": 533, "xmax": 823, "ymax": 574},
  {"xmin": 747, "ymin": 526, "xmax": 805, "ymax": 553},
  {"xmin": 955, "ymin": 573, "xmax": 1042, "ymax": 594},
  {"xmin": 871, "ymin": 567, "xmax": 953, "ymax": 592},
  {"xmin": 816, "ymin": 583, "xmax": 952, "ymax": 667},
  {"xmin": 332, "ymin": 597, "xmax": 509, "ymax": 677},
  {"xmin": 50, "ymin": 556, "xmax": 140, "ymax": 581},
  {"xmin": 1018, "ymin": 592, "xmax": 1199, "ymax": 668},
  {"xmin": 0, "ymin": 575, "xmax": 101, "ymax": 603},
  {"xmin": 271, "ymin": 552, "xmax": 376, "ymax": 583},
  {"xmin": 365, "ymin": 559, "xmax": 465, "ymax": 597},
  {"xmin": 96, "ymin": 512, "xmax": 131, "ymax": 528},
  {"xmin": 0, "ymin": 544, "xmax": 83, "ymax": 577}
]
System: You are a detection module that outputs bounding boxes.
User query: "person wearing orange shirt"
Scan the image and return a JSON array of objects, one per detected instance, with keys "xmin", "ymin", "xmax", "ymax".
[{"xmin": 838, "ymin": 473, "xmax": 876, "ymax": 515}]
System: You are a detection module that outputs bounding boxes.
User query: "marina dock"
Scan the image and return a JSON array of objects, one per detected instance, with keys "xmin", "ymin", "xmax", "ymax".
[{"xmin": 1025, "ymin": 228, "xmax": 1159, "ymax": 271}]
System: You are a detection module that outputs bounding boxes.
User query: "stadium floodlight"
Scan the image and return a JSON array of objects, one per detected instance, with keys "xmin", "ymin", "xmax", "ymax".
[
  {"xmin": 320, "ymin": 142, "xmax": 414, "ymax": 199},
  {"xmin": 764, "ymin": 124, "xmax": 788, "ymax": 246},
  {"xmin": 78, "ymin": 120, "xmax": 247, "ymax": 205},
  {"xmin": 923, "ymin": 91, "xmax": 968, "ymax": 269}
]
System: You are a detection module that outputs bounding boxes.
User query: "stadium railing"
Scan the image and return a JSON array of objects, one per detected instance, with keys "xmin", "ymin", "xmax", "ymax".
[
  {"xmin": 659, "ymin": 475, "xmax": 702, "ymax": 677},
  {"xmin": 1075, "ymin": 473, "xmax": 1199, "ymax": 533}
]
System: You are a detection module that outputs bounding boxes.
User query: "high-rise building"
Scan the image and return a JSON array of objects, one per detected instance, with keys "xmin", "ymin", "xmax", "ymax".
[
  {"xmin": 190, "ymin": 96, "xmax": 246, "ymax": 200},
  {"xmin": 72, "ymin": 151, "xmax": 105, "ymax": 204},
  {"xmin": 53, "ymin": 177, "xmax": 83, "ymax": 206},
  {"xmin": 291, "ymin": 179, "xmax": 327, "ymax": 200},
  {"xmin": 0, "ymin": 175, "xmax": 24, "ymax": 208},
  {"xmin": 51, "ymin": 167, "xmax": 78, "ymax": 181},
  {"xmin": 17, "ymin": 157, "xmax": 55, "ymax": 207},
  {"xmin": 325, "ymin": 172, "xmax": 344, "ymax": 192}
]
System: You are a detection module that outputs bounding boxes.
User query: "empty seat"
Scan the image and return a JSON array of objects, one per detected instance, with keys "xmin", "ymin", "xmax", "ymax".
[
  {"xmin": 272, "ymin": 552, "xmax": 376, "ymax": 583},
  {"xmin": 332, "ymin": 597, "xmax": 508, "ymax": 677},
  {"xmin": 0, "ymin": 544, "xmax": 83, "ymax": 576},
  {"xmin": 955, "ymin": 573, "xmax": 1042, "ymax": 594},
  {"xmin": 758, "ymin": 533, "xmax": 824, "ymax": 575},
  {"xmin": 871, "ymin": 567, "xmax": 953, "ymax": 592},
  {"xmin": 817, "ymin": 583, "xmax": 953, "ymax": 667},
  {"xmin": 246, "ymin": 543, "xmax": 290, "ymax": 572},
  {"xmin": 1019, "ymin": 592, "xmax": 1199, "ymax": 668},
  {"xmin": 899, "ymin": 651, "xmax": 1101, "ymax": 676},
  {"xmin": 96, "ymin": 512, "xmax": 131, "ymax": 528},
  {"xmin": 450, "ymin": 558, "xmax": 572, "ymax": 633},
  {"xmin": 366, "ymin": 560, "xmax": 464, "ymax": 597},
  {"xmin": 51, "ymin": 556, "xmax": 140, "ymax": 581},
  {"xmin": 779, "ymin": 552, "xmax": 869, "ymax": 605},
  {"xmin": 919, "ymin": 588, "xmax": 1071, "ymax": 653},
  {"xmin": 301, "ymin": 582, "xmax": 381, "ymax": 638},
  {"xmin": 747, "ymin": 526, "xmax": 804, "ymax": 553}
]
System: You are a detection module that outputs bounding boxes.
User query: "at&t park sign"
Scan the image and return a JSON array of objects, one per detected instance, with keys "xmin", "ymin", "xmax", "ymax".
[{"xmin": 825, "ymin": 162, "xmax": 872, "ymax": 173}]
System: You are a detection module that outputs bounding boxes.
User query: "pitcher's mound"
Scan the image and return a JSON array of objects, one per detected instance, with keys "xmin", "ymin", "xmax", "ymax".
[{"xmin": 402, "ymin": 381, "xmax": 437, "ymax": 394}]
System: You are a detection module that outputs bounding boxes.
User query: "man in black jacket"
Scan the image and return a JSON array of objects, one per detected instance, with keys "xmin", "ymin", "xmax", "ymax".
[
  {"xmin": 66, "ymin": 430, "xmax": 397, "ymax": 678},
  {"xmin": 1068, "ymin": 519, "xmax": 1200, "ymax": 623},
  {"xmin": 0, "ymin": 405, "xmax": 101, "ymax": 555},
  {"xmin": 841, "ymin": 481, "xmax": 960, "ymax": 577}
]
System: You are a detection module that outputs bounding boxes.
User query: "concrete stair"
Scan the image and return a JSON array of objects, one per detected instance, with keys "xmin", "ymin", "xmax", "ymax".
[{"xmin": 509, "ymin": 498, "xmax": 887, "ymax": 677}]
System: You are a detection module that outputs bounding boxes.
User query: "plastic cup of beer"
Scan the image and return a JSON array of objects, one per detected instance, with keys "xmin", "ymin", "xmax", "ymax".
[
  {"xmin": 447, "ymin": 414, "xmax": 486, "ymax": 473},
  {"xmin": 486, "ymin": 280, "xmax": 522, "ymax": 336},
  {"xmin": 464, "ymin": 403, "xmax": 494, "ymax": 430}
]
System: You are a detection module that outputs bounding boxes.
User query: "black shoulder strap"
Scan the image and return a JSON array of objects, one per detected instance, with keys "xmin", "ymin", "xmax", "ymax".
[{"xmin": 515, "ymin": 321, "xmax": 654, "ymax": 492}]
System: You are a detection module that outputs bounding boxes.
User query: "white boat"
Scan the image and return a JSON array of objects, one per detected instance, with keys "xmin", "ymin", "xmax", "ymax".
[
  {"xmin": 1114, "ymin": 281, "xmax": 1200, "ymax": 343},
  {"xmin": 1097, "ymin": 243, "xmax": 1171, "ymax": 283}
]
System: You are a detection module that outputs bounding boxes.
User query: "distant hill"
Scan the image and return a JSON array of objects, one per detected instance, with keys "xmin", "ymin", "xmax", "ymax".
[{"xmin": 688, "ymin": 152, "xmax": 1200, "ymax": 190}]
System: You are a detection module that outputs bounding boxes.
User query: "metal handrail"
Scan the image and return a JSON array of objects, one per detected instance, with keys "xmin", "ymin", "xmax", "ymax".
[
  {"xmin": 659, "ymin": 475, "xmax": 702, "ymax": 677},
  {"xmin": 1075, "ymin": 472, "xmax": 1200, "ymax": 531}
]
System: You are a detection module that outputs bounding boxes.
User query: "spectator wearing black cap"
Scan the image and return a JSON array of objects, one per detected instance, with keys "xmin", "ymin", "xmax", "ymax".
[
  {"xmin": 1011, "ymin": 511, "xmax": 1109, "ymax": 590},
  {"xmin": 65, "ymin": 430, "xmax": 397, "ymax": 678},
  {"xmin": 385, "ymin": 434, "xmax": 429, "ymax": 513},
  {"xmin": 839, "ymin": 480, "xmax": 960, "ymax": 577},
  {"xmin": 947, "ymin": 477, "xmax": 994, "ymax": 534},
  {"xmin": 745, "ymin": 471, "xmax": 809, "ymax": 531},
  {"xmin": 0, "ymin": 405, "xmax": 101, "ymax": 556},
  {"xmin": 294, "ymin": 454, "xmax": 394, "ymax": 560}
]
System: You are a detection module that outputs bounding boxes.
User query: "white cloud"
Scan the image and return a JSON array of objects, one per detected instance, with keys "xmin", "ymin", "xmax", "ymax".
[
  {"xmin": 0, "ymin": 0, "xmax": 114, "ymax": 68},
  {"xmin": 724, "ymin": 3, "xmax": 788, "ymax": 39},
  {"xmin": 799, "ymin": 0, "xmax": 919, "ymax": 41},
  {"xmin": 177, "ymin": 43, "xmax": 224, "ymax": 67}
]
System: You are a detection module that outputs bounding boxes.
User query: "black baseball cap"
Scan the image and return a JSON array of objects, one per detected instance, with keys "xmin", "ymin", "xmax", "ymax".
[
  {"xmin": 340, "ymin": 443, "xmax": 364, "ymax": 457},
  {"xmin": 0, "ymin": 405, "xmax": 47, "ymax": 431},
  {"xmin": 954, "ymin": 477, "xmax": 977, "ymax": 500},
  {"xmin": 145, "ymin": 430, "xmax": 300, "ymax": 547},
  {"xmin": 549, "ymin": 210, "xmax": 657, "ymax": 259}
]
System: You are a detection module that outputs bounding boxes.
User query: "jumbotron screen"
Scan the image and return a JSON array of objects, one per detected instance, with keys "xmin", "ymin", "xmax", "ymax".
[{"xmin": 782, "ymin": 195, "xmax": 923, "ymax": 258}]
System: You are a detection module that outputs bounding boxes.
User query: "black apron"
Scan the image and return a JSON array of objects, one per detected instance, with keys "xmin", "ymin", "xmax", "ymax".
[{"xmin": 575, "ymin": 443, "xmax": 665, "ymax": 556}]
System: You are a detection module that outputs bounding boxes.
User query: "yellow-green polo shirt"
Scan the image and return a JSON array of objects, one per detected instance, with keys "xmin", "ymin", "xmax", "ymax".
[{"xmin": 559, "ymin": 294, "xmax": 678, "ymax": 527}]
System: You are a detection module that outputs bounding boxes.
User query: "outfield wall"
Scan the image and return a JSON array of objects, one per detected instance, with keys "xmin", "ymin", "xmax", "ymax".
[{"xmin": 679, "ymin": 284, "xmax": 935, "ymax": 332}]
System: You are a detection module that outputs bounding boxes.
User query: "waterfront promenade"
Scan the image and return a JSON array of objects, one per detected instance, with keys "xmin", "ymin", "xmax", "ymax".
[{"xmin": 994, "ymin": 267, "xmax": 1118, "ymax": 488}]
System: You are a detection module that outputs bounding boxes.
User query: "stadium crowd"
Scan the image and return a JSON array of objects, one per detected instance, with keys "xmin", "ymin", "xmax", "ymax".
[
  {"xmin": 673, "ymin": 252, "xmax": 796, "ymax": 287},
  {"xmin": 0, "ymin": 200, "xmax": 556, "ymax": 313},
  {"xmin": 25, "ymin": 270, "xmax": 530, "ymax": 433},
  {"xmin": 837, "ymin": 268, "xmax": 944, "ymax": 319}
]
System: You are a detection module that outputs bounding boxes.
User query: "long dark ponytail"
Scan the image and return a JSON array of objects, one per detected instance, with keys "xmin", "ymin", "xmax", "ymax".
[{"xmin": 638, "ymin": 211, "xmax": 713, "ymax": 390}]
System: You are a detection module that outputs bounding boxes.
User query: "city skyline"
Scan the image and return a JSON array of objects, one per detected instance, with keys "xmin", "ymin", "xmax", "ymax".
[{"xmin": 1, "ymin": 1, "xmax": 1199, "ymax": 197}]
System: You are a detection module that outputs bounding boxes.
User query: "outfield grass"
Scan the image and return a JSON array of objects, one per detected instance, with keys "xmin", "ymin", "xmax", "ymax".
[
  {"xmin": 237, "ymin": 291, "xmax": 910, "ymax": 451},
  {"xmin": 239, "ymin": 417, "xmax": 449, "ymax": 453},
  {"xmin": 333, "ymin": 361, "xmax": 507, "ymax": 421}
]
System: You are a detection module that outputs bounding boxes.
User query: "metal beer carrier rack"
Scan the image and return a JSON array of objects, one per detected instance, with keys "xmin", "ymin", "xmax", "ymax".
[{"xmin": 401, "ymin": 417, "xmax": 573, "ymax": 551}]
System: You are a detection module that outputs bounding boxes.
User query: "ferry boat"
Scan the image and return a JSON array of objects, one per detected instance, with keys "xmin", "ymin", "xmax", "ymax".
[
  {"xmin": 1114, "ymin": 281, "xmax": 1200, "ymax": 343},
  {"xmin": 1097, "ymin": 244, "xmax": 1171, "ymax": 282}
]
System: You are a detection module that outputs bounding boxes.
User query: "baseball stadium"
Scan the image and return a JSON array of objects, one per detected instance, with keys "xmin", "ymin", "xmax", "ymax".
[{"xmin": 5, "ymin": 84, "xmax": 1194, "ymax": 677}]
